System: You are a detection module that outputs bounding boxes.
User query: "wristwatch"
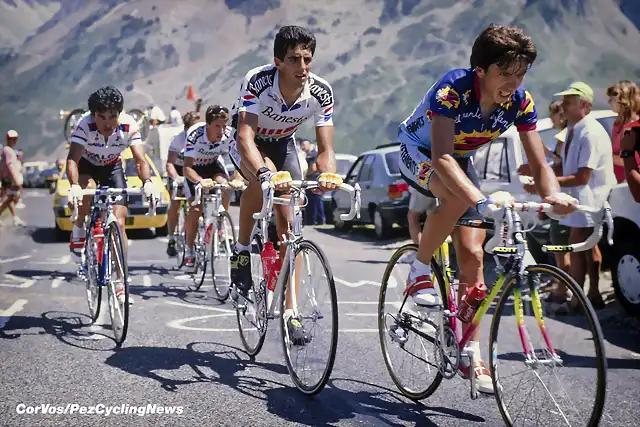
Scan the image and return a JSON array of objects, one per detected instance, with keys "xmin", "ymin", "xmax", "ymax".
[
  {"xmin": 256, "ymin": 166, "xmax": 270, "ymax": 178},
  {"xmin": 621, "ymin": 150, "xmax": 636, "ymax": 159}
]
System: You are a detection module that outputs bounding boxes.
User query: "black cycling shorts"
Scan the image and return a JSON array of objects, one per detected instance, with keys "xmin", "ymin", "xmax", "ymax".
[
  {"xmin": 185, "ymin": 161, "xmax": 229, "ymax": 200},
  {"xmin": 78, "ymin": 157, "xmax": 127, "ymax": 206}
]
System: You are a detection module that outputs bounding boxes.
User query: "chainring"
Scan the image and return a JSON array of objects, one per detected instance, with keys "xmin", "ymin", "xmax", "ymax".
[{"xmin": 434, "ymin": 324, "xmax": 460, "ymax": 379}]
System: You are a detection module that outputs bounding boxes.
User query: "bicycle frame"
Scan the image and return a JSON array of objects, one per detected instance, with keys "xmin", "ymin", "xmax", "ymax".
[{"xmin": 192, "ymin": 183, "xmax": 231, "ymax": 257}]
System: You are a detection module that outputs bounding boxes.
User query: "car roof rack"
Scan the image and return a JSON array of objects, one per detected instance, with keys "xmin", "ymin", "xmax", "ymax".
[{"xmin": 375, "ymin": 142, "xmax": 400, "ymax": 149}]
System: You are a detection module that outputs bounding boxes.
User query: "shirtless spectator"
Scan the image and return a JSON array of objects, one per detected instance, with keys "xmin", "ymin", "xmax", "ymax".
[{"xmin": 0, "ymin": 130, "xmax": 26, "ymax": 226}]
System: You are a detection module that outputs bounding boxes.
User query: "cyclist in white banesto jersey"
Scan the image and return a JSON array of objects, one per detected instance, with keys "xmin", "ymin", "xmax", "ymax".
[
  {"xmin": 182, "ymin": 105, "xmax": 232, "ymax": 271},
  {"xmin": 67, "ymin": 86, "xmax": 160, "ymax": 303},
  {"xmin": 228, "ymin": 25, "xmax": 343, "ymax": 345},
  {"xmin": 165, "ymin": 110, "xmax": 202, "ymax": 257}
]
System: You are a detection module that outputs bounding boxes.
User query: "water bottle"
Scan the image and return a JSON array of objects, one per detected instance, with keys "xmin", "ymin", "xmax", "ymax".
[
  {"xmin": 457, "ymin": 282, "xmax": 487, "ymax": 323},
  {"xmin": 92, "ymin": 218, "xmax": 104, "ymax": 264},
  {"xmin": 261, "ymin": 241, "xmax": 281, "ymax": 292}
]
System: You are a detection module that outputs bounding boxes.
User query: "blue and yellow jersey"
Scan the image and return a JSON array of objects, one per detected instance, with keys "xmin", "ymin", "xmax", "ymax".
[{"xmin": 398, "ymin": 68, "xmax": 537, "ymax": 158}]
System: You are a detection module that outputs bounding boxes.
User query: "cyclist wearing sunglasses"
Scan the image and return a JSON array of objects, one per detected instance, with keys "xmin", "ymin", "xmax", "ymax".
[{"xmin": 182, "ymin": 105, "xmax": 232, "ymax": 271}]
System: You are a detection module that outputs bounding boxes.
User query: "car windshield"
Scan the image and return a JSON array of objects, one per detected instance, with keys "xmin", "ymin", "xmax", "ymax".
[
  {"xmin": 385, "ymin": 150, "xmax": 400, "ymax": 175},
  {"xmin": 337, "ymin": 159, "xmax": 354, "ymax": 176},
  {"xmin": 124, "ymin": 158, "xmax": 156, "ymax": 177}
]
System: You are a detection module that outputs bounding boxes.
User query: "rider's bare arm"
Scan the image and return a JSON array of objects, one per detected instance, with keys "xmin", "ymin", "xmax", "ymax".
[
  {"xmin": 314, "ymin": 125, "xmax": 336, "ymax": 174},
  {"xmin": 520, "ymin": 130, "xmax": 561, "ymax": 197},
  {"xmin": 430, "ymin": 115, "xmax": 485, "ymax": 207},
  {"xmin": 556, "ymin": 168, "xmax": 592, "ymax": 187},
  {"xmin": 237, "ymin": 111, "xmax": 267, "ymax": 177},
  {"xmin": 66, "ymin": 142, "xmax": 85, "ymax": 186},
  {"xmin": 182, "ymin": 157, "xmax": 202, "ymax": 184},
  {"xmin": 130, "ymin": 144, "xmax": 151, "ymax": 181},
  {"xmin": 166, "ymin": 151, "xmax": 180, "ymax": 180}
]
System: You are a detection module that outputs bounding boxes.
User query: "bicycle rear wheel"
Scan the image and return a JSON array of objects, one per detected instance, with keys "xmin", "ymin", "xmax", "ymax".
[
  {"xmin": 64, "ymin": 108, "xmax": 86, "ymax": 142},
  {"xmin": 489, "ymin": 264, "xmax": 607, "ymax": 427},
  {"xmin": 105, "ymin": 223, "xmax": 129, "ymax": 346},
  {"xmin": 279, "ymin": 240, "xmax": 338, "ymax": 395},
  {"xmin": 236, "ymin": 233, "xmax": 267, "ymax": 356},
  {"xmin": 378, "ymin": 243, "xmax": 446, "ymax": 400},
  {"xmin": 211, "ymin": 211, "xmax": 236, "ymax": 302}
]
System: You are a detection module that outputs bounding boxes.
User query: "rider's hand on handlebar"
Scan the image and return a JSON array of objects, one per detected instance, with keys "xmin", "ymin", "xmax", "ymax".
[
  {"xmin": 260, "ymin": 170, "xmax": 292, "ymax": 192},
  {"xmin": 199, "ymin": 178, "xmax": 215, "ymax": 189},
  {"xmin": 143, "ymin": 180, "xmax": 159, "ymax": 200},
  {"xmin": 544, "ymin": 192, "xmax": 578, "ymax": 216},
  {"xmin": 68, "ymin": 184, "xmax": 83, "ymax": 209},
  {"xmin": 476, "ymin": 191, "xmax": 515, "ymax": 218},
  {"xmin": 315, "ymin": 172, "xmax": 343, "ymax": 194}
]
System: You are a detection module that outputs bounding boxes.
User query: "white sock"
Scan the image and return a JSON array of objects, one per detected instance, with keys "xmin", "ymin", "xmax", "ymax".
[
  {"xmin": 408, "ymin": 259, "xmax": 431, "ymax": 281},
  {"xmin": 72, "ymin": 225, "xmax": 84, "ymax": 238},
  {"xmin": 186, "ymin": 246, "xmax": 194, "ymax": 256},
  {"xmin": 465, "ymin": 340, "xmax": 481, "ymax": 358},
  {"xmin": 283, "ymin": 309, "xmax": 295, "ymax": 322},
  {"xmin": 235, "ymin": 242, "xmax": 251, "ymax": 253}
]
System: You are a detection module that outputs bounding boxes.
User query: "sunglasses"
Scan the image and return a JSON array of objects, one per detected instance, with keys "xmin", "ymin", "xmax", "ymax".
[{"xmin": 208, "ymin": 106, "xmax": 229, "ymax": 115}]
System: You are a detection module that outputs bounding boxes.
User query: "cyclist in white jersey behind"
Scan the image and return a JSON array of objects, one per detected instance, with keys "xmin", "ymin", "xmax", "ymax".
[
  {"xmin": 182, "ymin": 105, "xmax": 233, "ymax": 271},
  {"xmin": 165, "ymin": 110, "xmax": 202, "ymax": 257},
  {"xmin": 67, "ymin": 86, "xmax": 159, "ymax": 303},
  {"xmin": 228, "ymin": 25, "xmax": 343, "ymax": 345}
]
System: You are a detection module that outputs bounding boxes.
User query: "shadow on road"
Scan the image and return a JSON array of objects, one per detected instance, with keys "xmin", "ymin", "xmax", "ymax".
[
  {"xmin": 6, "ymin": 268, "xmax": 76, "ymax": 282},
  {"xmin": 0, "ymin": 311, "xmax": 117, "ymax": 351},
  {"xmin": 314, "ymin": 226, "xmax": 410, "ymax": 248},
  {"xmin": 29, "ymin": 227, "xmax": 61, "ymax": 244}
]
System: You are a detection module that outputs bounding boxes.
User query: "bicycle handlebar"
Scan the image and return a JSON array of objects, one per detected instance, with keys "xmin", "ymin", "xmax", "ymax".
[
  {"xmin": 191, "ymin": 181, "xmax": 229, "ymax": 206},
  {"xmin": 252, "ymin": 180, "xmax": 362, "ymax": 222},
  {"xmin": 483, "ymin": 201, "xmax": 613, "ymax": 254},
  {"xmin": 70, "ymin": 187, "xmax": 156, "ymax": 221}
]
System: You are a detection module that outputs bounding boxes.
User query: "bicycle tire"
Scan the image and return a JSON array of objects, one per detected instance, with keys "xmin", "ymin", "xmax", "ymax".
[
  {"xmin": 174, "ymin": 204, "xmax": 187, "ymax": 269},
  {"xmin": 106, "ymin": 223, "xmax": 130, "ymax": 346},
  {"xmin": 236, "ymin": 233, "xmax": 267, "ymax": 356},
  {"xmin": 211, "ymin": 211, "xmax": 236, "ymax": 302},
  {"xmin": 84, "ymin": 221, "xmax": 102, "ymax": 322},
  {"xmin": 279, "ymin": 239, "xmax": 338, "ymax": 395},
  {"xmin": 378, "ymin": 243, "xmax": 447, "ymax": 400},
  {"xmin": 192, "ymin": 223, "xmax": 207, "ymax": 290},
  {"xmin": 64, "ymin": 108, "xmax": 86, "ymax": 141},
  {"xmin": 489, "ymin": 264, "xmax": 607, "ymax": 427}
]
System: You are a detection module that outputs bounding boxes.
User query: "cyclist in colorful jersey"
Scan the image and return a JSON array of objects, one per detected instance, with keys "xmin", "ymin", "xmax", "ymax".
[
  {"xmin": 67, "ymin": 86, "xmax": 159, "ymax": 303},
  {"xmin": 228, "ymin": 25, "xmax": 342, "ymax": 345},
  {"xmin": 397, "ymin": 24, "xmax": 577, "ymax": 394},
  {"xmin": 165, "ymin": 111, "xmax": 201, "ymax": 257},
  {"xmin": 182, "ymin": 105, "xmax": 232, "ymax": 271}
]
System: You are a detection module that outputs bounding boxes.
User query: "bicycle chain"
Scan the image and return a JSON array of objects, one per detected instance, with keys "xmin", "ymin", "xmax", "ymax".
[{"xmin": 434, "ymin": 324, "xmax": 460, "ymax": 379}]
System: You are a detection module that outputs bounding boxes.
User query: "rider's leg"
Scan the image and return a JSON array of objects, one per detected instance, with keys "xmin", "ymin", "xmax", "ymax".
[
  {"xmin": 185, "ymin": 203, "xmax": 202, "ymax": 251},
  {"xmin": 69, "ymin": 176, "xmax": 95, "ymax": 262},
  {"xmin": 167, "ymin": 199, "xmax": 181, "ymax": 235}
]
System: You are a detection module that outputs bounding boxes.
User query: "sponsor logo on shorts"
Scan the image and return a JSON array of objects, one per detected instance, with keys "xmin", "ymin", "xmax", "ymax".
[
  {"xmin": 400, "ymin": 144, "xmax": 417, "ymax": 175},
  {"xmin": 417, "ymin": 161, "xmax": 432, "ymax": 186}
]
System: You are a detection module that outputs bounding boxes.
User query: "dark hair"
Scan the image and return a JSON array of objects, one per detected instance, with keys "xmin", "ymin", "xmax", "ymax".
[
  {"xmin": 182, "ymin": 111, "xmax": 201, "ymax": 131},
  {"xmin": 88, "ymin": 86, "xmax": 124, "ymax": 114},
  {"xmin": 274, "ymin": 25, "xmax": 316, "ymax": 60},
  {"xmin": 205, "ymin": 105, "xmax": 229, "ymax": 124},
  {"xmin": 470, "ymin": 24, "xmax": 537, "ymax": 73}
]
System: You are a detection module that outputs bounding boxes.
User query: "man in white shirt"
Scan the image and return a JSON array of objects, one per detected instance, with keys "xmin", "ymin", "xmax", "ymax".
[
  {"xmin": 553, "ymin": 82, "xmax": 616, "ymax": 309},
  {"xmin": 169, "ymin": 106, "xmax": 183, "ymax": 126}
]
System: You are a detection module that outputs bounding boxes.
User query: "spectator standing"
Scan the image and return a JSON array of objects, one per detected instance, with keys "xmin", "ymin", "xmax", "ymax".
[
  {"xmin": 0, "ymin": 130, "xmax": 26, "ymax": 226},
  {"xmin": 606, "ymin": 80, "xmax": 640, "ymax": 183},
  {"xmin": 553, "ymin": 82, "xmax": 616, "ymax": 309},
  {"xmin": 621, "ymin": 120, "xmax": 640, "ymax": 202},
  {"xmin": 299, "ymin": 138, "xmax": 325, "ymax": 225},
  {"xmin": 169, "ymin": 106, "xmax": 183, "ymax": 126}
]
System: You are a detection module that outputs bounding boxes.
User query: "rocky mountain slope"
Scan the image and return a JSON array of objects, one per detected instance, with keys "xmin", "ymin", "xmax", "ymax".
[{"xmin": 1, "ymin": 0, "xmax": 639, "ymax": 159}]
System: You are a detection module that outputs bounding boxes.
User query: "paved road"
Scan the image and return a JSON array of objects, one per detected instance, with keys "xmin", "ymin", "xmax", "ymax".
[{"xmin": 1, "ymin": 189, "xmax": 639, "ymax": 426}]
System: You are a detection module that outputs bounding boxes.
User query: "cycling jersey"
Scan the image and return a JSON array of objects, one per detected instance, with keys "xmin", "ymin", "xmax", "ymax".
[
  {"xmin": 398, "ymin": 68, "xmax": 537, "ymax": 158},
  {"xmin": 70, "ymin": 112, "xmax": 142, "ymax": 166},
  {"xmin": 230, "ymin": 64, "xmax": 334, "ymax": 143},
  {"xmin": 183, "ymin": 122, "xmax": 230, "ymax": 166},
  {"xmin": 167, "ymin": 130, "xmax": 187, "ymax": 167}
]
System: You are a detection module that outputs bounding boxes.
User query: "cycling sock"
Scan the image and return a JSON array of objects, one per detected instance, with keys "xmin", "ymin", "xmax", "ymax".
[
  {"xmin": 408, "ymin": 258, "xmax": 431, "ymax": 281},
  {"xmin": 186, "ymin": 246, "xmax": 194, "ymax": 256},
  {"xmin": 235, "ymin": 242, "xmax": 251, "ymax": 253},
  {"xmin": 72, "ymin": 224, "xmax": 84, "ymax": 238},
  {"xmin": 463, "ymin": 340, "xmax": 482, "ymax": 364},
  {"xmin": 283, "ymin": 309, "xmax": 295, "ymax": 322}
]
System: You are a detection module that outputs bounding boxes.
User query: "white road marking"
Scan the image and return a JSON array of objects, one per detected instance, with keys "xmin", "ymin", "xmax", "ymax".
[
  {"xmin": 0, "ymin": 299, "xmax": 28, "ymax": 329},
  {"xmin": 31, "ymin": 255, "xmax": 71, "ymax": 265},
  {"xmin": 344, "ymin": 313, "xmax": 377, "ymax": 317},
  {"xmin": 142, "ymin": 274, "xmax": 152, "ymax": 287},
  {"xmin": 334, "ymin": 277, "xmax": 383, "ymax": 288},
  {"xmin": 163, "ymin": 300, "xmax": 235, "ymax": 313},
  {"xmin": 167, "ymin": 313, "xmax": 237, "ymax": 332},
  {"xmin": 0, "ymin": 274, "xmax": 36, "ymax": 289},
  {"xmin": 157, "ymin": 238, "xmax": 169, "ymax": 243},
  {"xmin": 51, "ymin": 278, "xmax": 63, "ymax": 289},
  {"xmin": 0, "ymin": 255, "xmax": 32, "ymax": 264}
]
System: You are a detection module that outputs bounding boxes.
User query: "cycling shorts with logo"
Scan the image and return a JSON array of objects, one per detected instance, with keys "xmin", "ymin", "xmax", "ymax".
[
  {"xmin": 78, "ymin": 157, "xmax": 127, "ymax": 206},
  {"xmin": 185, "ymin": 162, "xmax": 229, "ymax": 200}
]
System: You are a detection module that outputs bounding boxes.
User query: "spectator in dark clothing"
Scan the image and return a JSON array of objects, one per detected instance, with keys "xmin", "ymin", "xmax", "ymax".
[{"xmin": 299, "ymin": 138, "xmax": 325, "ymax": 225}]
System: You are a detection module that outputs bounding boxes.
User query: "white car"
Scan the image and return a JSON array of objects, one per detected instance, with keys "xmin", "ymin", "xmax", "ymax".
[{"xmin": 474, "ymin": 110, "xmax": 640, "ymax": 318}]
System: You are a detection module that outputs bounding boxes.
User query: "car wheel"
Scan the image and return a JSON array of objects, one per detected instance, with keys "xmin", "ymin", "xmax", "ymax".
[
  {"xmin": 612, "ymin": 239, "xmax": 640, "ymax": 319},
  {"xmin": 373, "ymin": 209, "xmax": 391, "ymax": 240},
  {"xmin": 332, "ymin": 203, "xmax": 352, "ymax": 231}
]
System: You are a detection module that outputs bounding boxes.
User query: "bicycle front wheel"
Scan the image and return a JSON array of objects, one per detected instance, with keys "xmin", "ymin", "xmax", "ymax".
[
  {"xmin": 211, "ymin": 211, "xmax": 236, "ymax": 302},
  {"xmin": 489, "ymin": 264, "xmax": 607, "ymax": 427},
  {"xmin": 105, "ymin": 223, "xmax": 130, "ymax": 346},
  {"xmin": 84, "ymin": 226, "xmax": 102, "ymax": 322},
  {"xmin": 174, "ymin": 204, "xmax": 186, "ymax": 269},
  {"xmin": 192, "ymin": 223, "xmax": 207, "ymax": 290},
  {"xmin": 279, "ymin": 240, "xmax": 338, "ymax": 395},
  {"xmin": 378, "ymin": 243, "xmax": 446, "ymax": 400}
]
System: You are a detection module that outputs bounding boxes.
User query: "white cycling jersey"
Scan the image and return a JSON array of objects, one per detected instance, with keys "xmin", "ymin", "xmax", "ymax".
[
  {"xmin": 230, "ymin": 64, "xmax": 334, "ymax": 143},
  {"xmin": 70, "ymin": 112, "xmax": 142, "ymax": 166},
  {"xmin": 183, "ymin": 122, "xmax": 231, "ymax": 166},
  {"xmin": 167, "ymin": 130, "xmax": 187, "ymax": 167}
]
